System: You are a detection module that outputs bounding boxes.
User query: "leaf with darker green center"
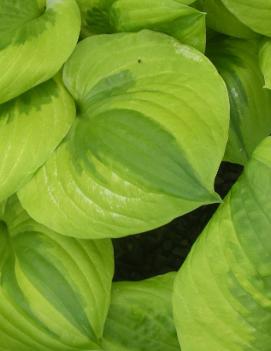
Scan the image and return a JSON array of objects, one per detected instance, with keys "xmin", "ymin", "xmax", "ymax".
[
  {"xmin": 19, "ymin": 31, "xmax": 229, "ymax": 239},
  {"xmin": 0, "ymin": 196, "xmax": 114, "ymax": 351},
  {"xmin": 0, "ymin": 0, "xmax": 80, "ymax": 103}
]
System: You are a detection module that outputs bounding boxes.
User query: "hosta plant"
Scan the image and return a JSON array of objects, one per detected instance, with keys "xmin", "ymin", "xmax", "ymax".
[{"xmin": 0, "ymin": 1, "xmax": 271, "ymax": 351}]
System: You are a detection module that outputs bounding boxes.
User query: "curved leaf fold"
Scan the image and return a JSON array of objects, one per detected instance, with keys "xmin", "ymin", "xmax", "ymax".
[
  {"xmin": 199, "ymin": 0, "xmax": 257, "ymax": 39},
  {"xmin": 207, "ymin": 37, "xmax": 271, "ymax": 165},
  {"xmin": 221, "ymin": 0, "xmax": 271, "ymax": 37}
]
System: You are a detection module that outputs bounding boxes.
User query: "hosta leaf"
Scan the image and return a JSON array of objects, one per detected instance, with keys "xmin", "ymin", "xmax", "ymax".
[
  {"xmin": 0, "ymin": 78, "xmax": 75, "ymax": 202},
  {"xmin": 0, "ymin": 0, "xmax": 80, "ymax": 104},
  {"xmin": 102, "ymin": 273, "xmax": 180, "ymax": 351},
  {"xmin": 207, "ymin": 38, "xmax": 271, "ymax": 165},
  {"xmin": 221, "ymin": 0, "xmax": 271, "ymax": 37},
  {"xmin": 259, "ymin": 39, "xmax": 271, "ymax": 90},
  {"xmin": 77, "ymin": 0, "xmax": 206, "ymax": 52},
  {"xmin": 199, "ymin": 0, "xmax": 257, "ymax": 39},
  {"xmin": 173, "ymin": 137, "xmax": 271, "ymax": 351},
  {"xmin": 19, "ymin": 30, "xmax": 229, "ymax": 239},
  {"xmin": 0, "ymin": 196, "xmax": 114, "ymax": 351},
  {"xmin": 112, "ymin": 0, "xmax": 206, "ymax": 52}
]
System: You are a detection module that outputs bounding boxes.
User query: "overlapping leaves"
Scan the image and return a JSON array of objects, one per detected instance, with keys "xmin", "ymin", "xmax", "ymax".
[{"xmin": 0, "ymin": 2, "xmax": 271, "ymax": 351}]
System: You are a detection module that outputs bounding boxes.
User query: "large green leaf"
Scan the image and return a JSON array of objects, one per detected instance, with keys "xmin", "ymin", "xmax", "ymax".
[
  {"xmin": 220, "ymin": 0, "xmax": 271, "ymax": 37},
  {"xmin": 0, "ymin": 0, "xmax": 80, "ymax": 104},
  {"xmin": 77, "ymin": 0, "xmax": 206, "ymax": 52},
  {"xmin": 19, "ymin": 31, "xmax": 229, "ymax": 239},
  {"xmin": 259, "ymin": 39, "xmax": 271, "ymax": 90},
  {"xmin": 102, "ymin": 273, "xmax": 180, "ymax": 351},
  {"xmin": 207, "ymin": 37, "xmax": 271, "ymax": 165},
  {"xmin": 199, "ymin": 0, "xmax": 257, "ymax": 39},
  {"xmin": 0, "ymin": 78, "xmax": 75, "ymax": 202},
  {"xmin": 173, "ymin": 137, "xmax": 271, "ymax": 351},
  {"xmin": 0, "ymin": 196, "xmax": 114, "ymax": 351}
]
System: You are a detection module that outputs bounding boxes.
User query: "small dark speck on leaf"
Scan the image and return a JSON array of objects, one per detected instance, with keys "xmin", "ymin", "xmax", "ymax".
[{"xmin": 137, "ymin": 59, "xmax": 142, "ymax": 64}]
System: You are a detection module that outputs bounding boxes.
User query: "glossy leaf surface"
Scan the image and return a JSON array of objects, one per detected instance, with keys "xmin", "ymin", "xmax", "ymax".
[{"xmin": 19, "ymin": 31, "xmax": 229, "ymax": 239}]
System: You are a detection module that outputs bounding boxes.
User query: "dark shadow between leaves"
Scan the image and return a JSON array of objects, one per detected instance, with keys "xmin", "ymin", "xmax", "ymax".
[{"xmin": 113, "ymin": 162, "xmax": 243, "ymax": 281}]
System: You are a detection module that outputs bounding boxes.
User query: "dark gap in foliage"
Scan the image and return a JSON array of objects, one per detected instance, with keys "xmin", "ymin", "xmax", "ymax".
[
  {"xmin": 0, "ymin": 220, "xmax": 7, "ymax": 234},
  {"xmin": 113, "ymin": 161, "xmax": 243, "ymax": 281}
]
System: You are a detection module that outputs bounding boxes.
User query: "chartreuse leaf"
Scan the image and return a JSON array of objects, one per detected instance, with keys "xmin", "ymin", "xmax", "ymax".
[
  {"xmin": 0, "ymin": 0, "xmax": 80, "ymax": 104},
  {"xmin": 207, "ymin": 37, "xmax": 271, "ymax": 165},
  {"xmin": 173, "ymin": 137, "xmax": 271, "ymax": 351},
  {"xmin": 0, "ymin": 78, "xmax": 75, "ymax": 202},
  {"xmin": 77, "ymin": 0, "xmax": 206, "ymax": 52},
  {"xmin": 0, "ymin": 196, "xmax": 113, "ymax": 351},
  {"xmin": 19, "ymin": 31, "xmax": 229, "ymax": 239},
  {"xmin": 220, "ymin": 0, "xmax": 271, "ymax": 37},
  {"xmin": 198, "ymin": 0, "xmax": 257, "ymax": 39},
  {"xmin": 102, "ymin": 273, "xmax": 180, "ymax": 351},
  {"xmin": 259, "ymin": 39, "xmax": 271, "ymax": 89}
]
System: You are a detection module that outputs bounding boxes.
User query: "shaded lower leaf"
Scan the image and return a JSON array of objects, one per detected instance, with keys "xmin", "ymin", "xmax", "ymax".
[
  {"xmin": 0, "ymin": 196, "xmax": 114, "ymax": 351},
  {"xmin": 102, "ymin": 273, "xmax": 180, "ymax": 351}
]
